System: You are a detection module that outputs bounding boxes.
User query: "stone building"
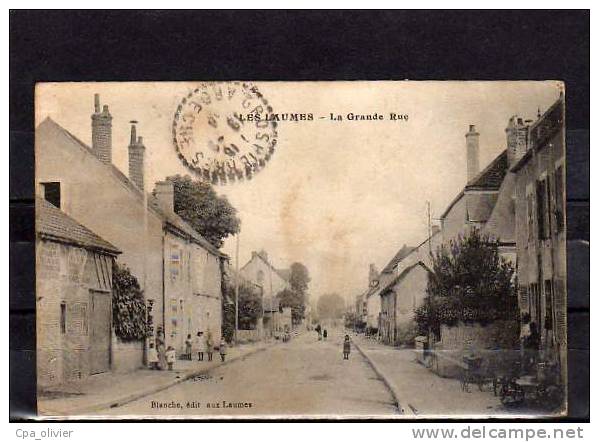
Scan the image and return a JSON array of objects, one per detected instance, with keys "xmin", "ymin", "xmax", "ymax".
[
  {"xmin": 36, "ymin": 198, "xmax": 121, "ymax": 387},
  {"xmin": 36, "ymin": 94, "xmax": 225, "ymax": 370},
  {"xmin": 152, "ymin": 181, "xmax": 225, "ymax": 354},
  {"xmin": 512, "ymin": 95, "xmax": 567, "ymax": 385},
  {"xmin": 240, "ymin": 250, "xmax": 290, "ymax": 336}
]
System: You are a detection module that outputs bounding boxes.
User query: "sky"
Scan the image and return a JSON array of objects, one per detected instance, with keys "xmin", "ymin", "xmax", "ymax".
[{"xmin": 36, "ymin": 81, "xmax": 562, "ymax": 304}]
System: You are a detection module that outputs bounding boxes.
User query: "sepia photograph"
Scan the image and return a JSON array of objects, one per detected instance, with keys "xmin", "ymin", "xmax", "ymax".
[{"xmin": 33, "ymin": 80, "xmax": 567, "ymax": 419}]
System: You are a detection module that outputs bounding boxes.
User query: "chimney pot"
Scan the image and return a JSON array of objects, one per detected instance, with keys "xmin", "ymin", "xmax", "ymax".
[
  {"xmin": 91, "ymin": 94, "xmax": 112, "ymax": 164},
  {"xmin": 465, "ymin": 125, "xmax": 480, "ymax": 182},
  {"xmin": 128, "ymin": 122, "xmax": 145, "ymax": 191}
]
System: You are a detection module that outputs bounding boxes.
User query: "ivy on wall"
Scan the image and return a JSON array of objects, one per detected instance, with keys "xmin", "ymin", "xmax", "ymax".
[{"xmin": 112, "ymin": 263, "xmax": 148, "ymax": 341}]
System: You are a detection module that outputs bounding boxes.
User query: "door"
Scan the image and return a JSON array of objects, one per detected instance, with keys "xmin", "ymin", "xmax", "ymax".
[{"xmin": 90, "ymin": 290, "xmax": 111, "ymax": 374}]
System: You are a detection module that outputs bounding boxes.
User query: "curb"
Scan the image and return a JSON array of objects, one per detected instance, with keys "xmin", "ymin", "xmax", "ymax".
[
  {"xmin": 43, "ymin": 343, "xmax": 272, "ymax": 417},
  {"xmin": 352, "ymin": 338, "xmax": 415, "ymax": 416}
]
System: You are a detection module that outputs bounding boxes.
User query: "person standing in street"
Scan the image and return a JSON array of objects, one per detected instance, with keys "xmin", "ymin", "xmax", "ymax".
[
  {"xmin": 343, "ymin": 334, "xmax": 351, "ymax": 360},
  {"xmin": 185, "ymin": 334, "xmax": 193, "ymax": 360},
  {"xmin": 323, "ymin": 329, "xmax": 328, "ymax": 341},
  {"xmin": 206, "ymin": 330, "xmax": 214, "ymax": 362},
  {"xmin": 195, "ymin": 331, "xmax": 205, "ymax": 361},
  {"xmin": 219, "ymin": 338, "xmax": 227, "ymax": 362},
  {"xmin": 165, "ymin": 345, "xmax": 176, "ymax": 371}
]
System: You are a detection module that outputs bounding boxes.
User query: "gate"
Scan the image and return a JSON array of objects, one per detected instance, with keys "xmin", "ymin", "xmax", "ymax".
[{"xmin": 89, "ymin": 290, "xmax": 111, "ymax": 374}]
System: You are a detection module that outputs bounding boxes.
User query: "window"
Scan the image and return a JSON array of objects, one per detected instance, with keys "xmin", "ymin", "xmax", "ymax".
[
  {"xmin": 554, "ymin": 165, "xmax": 565, "ymax": 233},
  {"xmin": 60, "ymin": 302, "xmax": 66, "ymax": 334},
  {"xmin": 536, "ymin": 179, "xmax": 549, "ymax": 240},
  {"xmin": 257, "ymin": 270, "xmax": 264, "ymax": 284},
  {"xmin": 526, "ymin": 191, "xmax": 534, "ymax": 243},
  {"xmin": 41, "ymin": 182, "xmax": 61, "ymax": 208}
]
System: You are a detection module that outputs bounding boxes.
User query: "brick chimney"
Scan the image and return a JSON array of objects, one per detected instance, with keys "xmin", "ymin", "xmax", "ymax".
[
  {"xmin": 91, "ymin": 94, "xmax": 113, "ymax": 164},
  {"xmin": 505, "ymin": 115, "xmax": 529, "ymax": 167},
  {"xmin": 128, "ymin": 121, "xmax": 145, "ymax": 191},
  {"xmin": 465, "ymin": 124, "xmax": 480, "ymax": 183},
  {"xmin": 154, "ymin": 181, "xmax": 174, "ymax": 213}
]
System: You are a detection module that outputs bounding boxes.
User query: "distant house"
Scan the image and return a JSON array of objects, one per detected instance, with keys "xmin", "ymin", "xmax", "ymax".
[
  {"xmin": 240, "ymin": 250, "xmax": 290, "ymax": 336},
  {"xmin": 380, "ymin": 261, "xmax": 431, "ymax": 346},
  {"xmin": 37, "ymin": 198, "xmax": 121, "ymax": 387}
]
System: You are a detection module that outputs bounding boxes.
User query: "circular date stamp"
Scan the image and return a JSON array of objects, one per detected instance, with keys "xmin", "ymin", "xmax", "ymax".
[{"xmin": 172, "ymin": 82, "xmax": 278, "ymax": 184}]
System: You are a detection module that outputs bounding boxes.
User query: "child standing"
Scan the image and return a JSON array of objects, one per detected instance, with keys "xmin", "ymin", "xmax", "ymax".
[
  {"xmin": 219, "ymin": 338, "xmax": 227, "ymax": 362},
  {"xmin": 165, "ymin": 345, "xmax": 176, "ymax": 371},
  {"xmin": 148, "ymin": 342, "xmax": 159, "ymax": 369},
  {"xmin": 205, "ymin": 330, "xmax": 214, "ymax": 362},
  {"xmin": 323, "ymin": 329, "xmax": 328, "ymax": 340},
  {"xmin": 185, "ymin": 334, "xmax": 193, "ymax": 360},
  {"xmin": 195, "ymin": 331, "xmax": 204, "ymax": 361},
  {"xmin": 343, "ymin": 334, "xmax": 351, "ymax": 360}
]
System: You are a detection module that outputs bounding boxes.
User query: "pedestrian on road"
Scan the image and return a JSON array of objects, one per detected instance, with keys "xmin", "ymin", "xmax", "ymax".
[
  {"xmin": 185, "ymin": 334, "xmax": 193, "ymax": 360},
  {"xmin": 206, "ymin": 330, "xmax": 214, "ymax": 362},
  {"xmin": 165, "ymin": 345, "xmax": 176, "ymax": 371},
  {"xmin": 148, "ymin": 342, "xmax": 159, "ymax": 369},
  {"xmin": 343, "ymin": 334, "xmax": 351, "ymax": 360},
  {"xmin": 219, "ymin": 338, "xmax": 227, "ymax": 362},
  {"xmin": 195, "ymin": 331, "xmax": 205, "ymax": 361},
  {"xmin": 323, "ymin": 329, "xmax": 328, "ymax": 340}
]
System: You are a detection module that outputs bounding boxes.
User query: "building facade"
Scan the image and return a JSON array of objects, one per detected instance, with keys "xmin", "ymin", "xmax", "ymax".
[
  {"xmin": 512, "ymin": 96, "xmax": 567, "ymax": 384},
  {"xmin": 37, "ymin": 198, "xmax": 121, "ymax": 387},
  {"xmin": 36, "ymin": 94, "xmax": 225, "ymax": 370}
]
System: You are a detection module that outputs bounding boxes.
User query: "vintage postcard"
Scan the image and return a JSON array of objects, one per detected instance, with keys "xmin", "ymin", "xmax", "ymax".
[{"xmin": 34, "ymin": 81, "xmax": 566, "ymax": 419}]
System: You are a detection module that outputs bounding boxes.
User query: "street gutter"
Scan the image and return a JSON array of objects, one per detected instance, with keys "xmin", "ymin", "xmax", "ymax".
[{"xmin": 352, "ymin": 338, "xmax": 415, "ymax": 417}]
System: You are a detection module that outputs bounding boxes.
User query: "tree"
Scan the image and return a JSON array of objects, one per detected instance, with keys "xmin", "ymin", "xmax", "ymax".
[
  {"xmin": 415, "ymin": 228, "xmax": 518, "ymax": 338},
  {"xmin": 289, "ymin": 262, "xmax": 310, "ymax": 293},
  {"xmin": 165, "ymin": 175, "xmax": 240, "ymax": 249},
  {"xmin": 221, "ymin": 269, "xmax": 263, "ymax": 342},
  {"xmin": 277, "ymin": 262, "xmax": 311, "ymax": 324},
  {"xmin": 317, "ymin": 293, "xmax": 346, "ymax": 320}
]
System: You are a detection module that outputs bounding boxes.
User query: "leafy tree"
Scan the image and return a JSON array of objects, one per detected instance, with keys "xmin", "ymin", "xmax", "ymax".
[
  {"xmin": 112, "ymin": 263, "xmax": 148, "ymax": 341},
  {"xmin": 317, "ymin": 293, "xmax": 346, "ymax": 320},
  {"xmin": 415, "ymin": 228, "xmax": 518, "ymax": 338},
  {"xmin": 221, "ymin": 268, "xmax": 263, "ymax": 342},
  {"xmin": 165, "ymin": 175, "xmax": 240, "ymax": 249},
  {"xmin": 289, "ymin": 262, "xmax": 311, "ymax": 294},
  {"xmin": 276, "ymin": 262, "xmax": 311, "ymax": 324}
]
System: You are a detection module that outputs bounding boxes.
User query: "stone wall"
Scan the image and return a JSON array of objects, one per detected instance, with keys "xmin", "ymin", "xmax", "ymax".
[{"xmin": 431, "ymin": 320, "xmax": 519, "ymax": 378}]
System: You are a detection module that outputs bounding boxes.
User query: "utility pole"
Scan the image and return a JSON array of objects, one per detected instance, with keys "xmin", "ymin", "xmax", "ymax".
[
  {"xmin": 234, "ymin": 232, "xmax": 240, "ymax": 344},
  {"xmin": 427, "ymin": 201, "xmax": 432, "ymax": 255}
]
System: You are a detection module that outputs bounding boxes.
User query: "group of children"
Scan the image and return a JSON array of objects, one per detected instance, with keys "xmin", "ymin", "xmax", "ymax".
[{"xmin": 147, "ymin": 330, "xmax": 227, "ymax": 371}]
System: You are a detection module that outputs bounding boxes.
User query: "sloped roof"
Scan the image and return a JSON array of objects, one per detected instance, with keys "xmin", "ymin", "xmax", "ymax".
[
  {"xmin": 38, "ymin": 117, "xmax": 226, "ymax": 258},
  {"xmin": 482, "ymin": 172, "xmax": 516, "ymax": 244},
  {"xmin": 37, "ymin": 198, "xmax": 121, "ymax": 255},
  {"xmin": 466, "ymin": 192, "xmax": 499, "ymax": 223},
  {"xmin": 465, "ymin": 150, "xmax": 508, "ymax": 191},
  {"xmin": 148, "ymin": 198, "xmax": 224, "ymax": 257},
  {"xmin": 381, "ymin": 244, "xmax": 416, "ymax": 274},
  {"xmin": 277, "ymin": 268, "xmax": 292, "ymax": 281},
  {"xmin": 241, "ymin": 252, "xmax": 289, "ymax": 282},
  {"xmin": 441, "ymin": 149, "xmax": 508, "ymax": 220},
  {"xmin": 380, "ymin": 261, "xmax": 432, "ymax": 296}
]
